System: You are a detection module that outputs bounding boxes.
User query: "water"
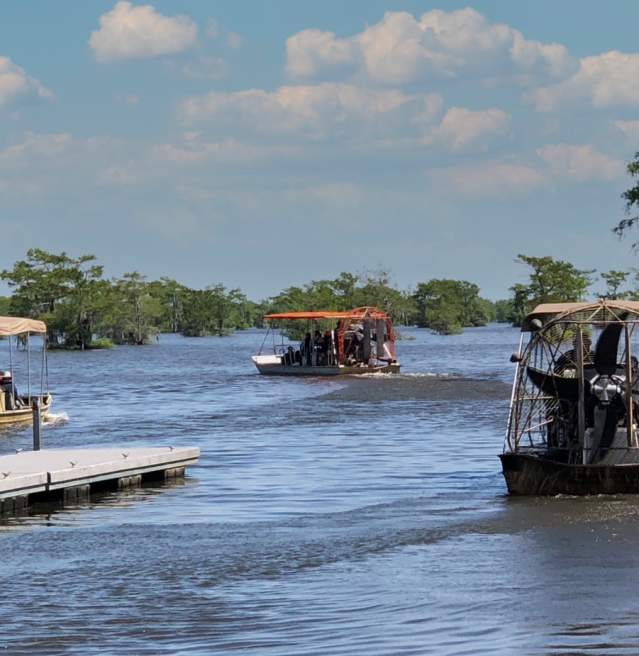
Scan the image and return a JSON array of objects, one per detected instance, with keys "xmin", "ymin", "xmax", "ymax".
[{"xmin": 2, "ymin": 325, "xmax": 639, "ymax": 654}]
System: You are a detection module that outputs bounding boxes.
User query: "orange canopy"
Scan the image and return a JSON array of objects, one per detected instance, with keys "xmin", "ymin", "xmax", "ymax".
[
  {"xmin": 0, "ymin": 316, "xmax": 47, "ymax": 336},
  {"xmin": 264, "ymin": 307, "xmax": 390, "ymax": 321}
]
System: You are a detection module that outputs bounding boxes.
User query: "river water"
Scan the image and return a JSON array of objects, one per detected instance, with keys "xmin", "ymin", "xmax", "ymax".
[{"xmin": 2, "ymin": 325, "xmax": 639, "ymax": 655}]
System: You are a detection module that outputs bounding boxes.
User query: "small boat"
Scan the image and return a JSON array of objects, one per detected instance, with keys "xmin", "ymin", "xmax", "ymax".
[
  {"xmin": 252, "ymin": 307, "xmax": 400, "ymax": 376},
  {"xmin": 501, "ymin": 300, "xmax": 639, "ymax": 495},
  {"xmin": 0, "ymin": 316, "xmax": 52, "ymax": 426}
]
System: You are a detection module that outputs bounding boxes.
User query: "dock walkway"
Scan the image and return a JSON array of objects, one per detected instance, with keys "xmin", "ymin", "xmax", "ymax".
[{"xmin": 0, "ymin": 446, "xmax": 199, "ymax": 513}]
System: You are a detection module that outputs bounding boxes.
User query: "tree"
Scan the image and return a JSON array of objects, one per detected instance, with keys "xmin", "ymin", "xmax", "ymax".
[
  {"xmin": 412, "ymin": 279, "xmax": 491, "ymax": 335},
  {"xmin": 510, "ymin": 255, "xmax": 594, "ymax": 325},
  {"xmin": 614, "ymin": 152, "xmax": 639, "ymax": 247},
  {"xmin": 494, "ymin": 299, "xmax": 516, "ymax": 323},
  {"xmin": 601, "ymin": 270, "xmax": 629, "ymax": 299},
  {"xmin": 2, "ymin": 249, "xmax": 105, "ymax": 348},
  {"xmin": 105, "ymin": 272, "xmax": 162, "ymax": 344}
]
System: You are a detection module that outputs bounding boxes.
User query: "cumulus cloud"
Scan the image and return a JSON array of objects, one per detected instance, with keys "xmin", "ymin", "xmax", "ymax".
[
  {"xmin": 427, "ymin": 161, "xmax": 544, "ymax": 197},
  {"xmin": 89, "ymin": 1, "xmax": 197, "ymax": 62},
  {"xmin": 427, "ymin": 107, "xmax": 511, "ymax": 150},
  {"xmin": 536, "ymin": 144, "xmax": 624, "ymax": 181},
  {"xmin": 0, "ymin": 57, "xmax": 52, "ymax": 108},
  {"xmin": 286, "ymin": 29, "xmax": 359, "ymax": 78},
  {"xmin": 531, "ymin": 51, "xmax": 639, "ymax": 111},
  {"xmin": 286, "ymin": 8, "xmax": 574, "ymax": 84},
  {"xmin": 181, "ymin": 82, "xmax": 442, "ymax": 140}
]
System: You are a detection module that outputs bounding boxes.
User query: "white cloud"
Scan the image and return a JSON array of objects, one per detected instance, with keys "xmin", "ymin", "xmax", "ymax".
[
  {"xmin": 286, "ymin": 8, "xmax": 574, "ymax": 84},
  {"xmin": 0, "ymin": 57, "xmax": 52, "ymax": 108},
  {"xmin": 427, "ymin": 161, "xmax": 544, "ymax": 197},
  {"xmin": 89, "ymin": 1, "xmax": 198, "ymax": 62},
  {"xmin": 531, "ymin": 51, "xmax": 639, "ymax": 111},
  {"xmin": 181, "ymin": 83, "xmax": 441, "ymax": 140},
  {"xmin": 536, "ymin": 144, "xmax": 624, "ymax": 181},
  {"xmin": 427, "ymin": 107, "xmax": 511, "ymax": 151},
  {"xmin": 286, "ymin": 29, "xmax": 359, "ymax": 78}
]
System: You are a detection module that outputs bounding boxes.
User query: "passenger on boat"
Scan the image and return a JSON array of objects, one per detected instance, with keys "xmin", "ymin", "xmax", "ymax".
[
  {"xmin": 313, "ymin": 330, "xmax": 323, "ymax": 365},
  {"xmin": 322, "ymin": 331, "xmax": 333, "ymax": 365},
  {"xmin": 302, "ymin": 332, "xmax": 312, "ymax": 366},
  {"xmin": 0, "ymin": 371, "xmax": 17, "ymax": 410}
]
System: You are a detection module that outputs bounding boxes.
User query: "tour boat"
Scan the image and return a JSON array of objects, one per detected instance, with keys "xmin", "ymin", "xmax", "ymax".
[
  {"xmin": 0, "ymin": 316, "xmax": 52, "ymax": 426},
  {"xmin": 501, "ymin": 300, "xmax": 639, "ymax": 495},
  {"xmin": 252, "ymin": 307, "xmax": 400, "ymax": 376}
]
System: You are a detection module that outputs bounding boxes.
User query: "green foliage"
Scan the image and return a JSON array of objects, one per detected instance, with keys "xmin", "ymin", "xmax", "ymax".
[
  {"xmin": 2, "ymin": 248, "xmax": 105, "ymax": 349},
  {"xmin": 494, "ymin": 299, "xmax": 516, "ymax": 323},
  {"xmin": 181, "ymin": 285, "xmax": 255, "ymax": 336},
  {"xmin": 510, "ymin": 255, "xmax": 594, "ymax": 326},
  {"xmin": 90, "ymin": 337, "xmax": 115, "ymax": 349},
  {"xmin": 614, "ymin": 152, "xmax": 639, "ymax": 246},
  {"xmin": 0, "ymin": 297, "xmax": 11, "ymax": 316},
  {"xmin": 600, "ymin": 270, "xmax": 629, "ymax": 299},
  {"xmin": 102, "ymin": 272, "xmax": 163, "ymax": 345},
  {"xmin": 1, "ymin": 249, "xmax": 504, "ymax": 345},
  {"xmin": 411, "ymin": 279, "xmax": 493, "ymax": 335}
]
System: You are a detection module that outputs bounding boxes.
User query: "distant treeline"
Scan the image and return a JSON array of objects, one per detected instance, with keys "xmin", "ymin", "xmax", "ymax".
[{"xmin": 0, "ymin": 249, "xmax": 634, "ymax": 349}]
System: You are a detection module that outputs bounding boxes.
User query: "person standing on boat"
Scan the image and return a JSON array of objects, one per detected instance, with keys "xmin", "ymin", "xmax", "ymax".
[
  {"xmin": 302, "ymin": 332, "xmax": 312, "ymax": 367},
  {"xmin": 313, "ymin": 330, "xmax": 323, "ymax": 366},
  {"xmin": 322, "ymin": 330, "xmax": 333, "ymax": 365},
  {"xmin": 0, "ymin": 371, "xmax": 17, "ymax": 410}
]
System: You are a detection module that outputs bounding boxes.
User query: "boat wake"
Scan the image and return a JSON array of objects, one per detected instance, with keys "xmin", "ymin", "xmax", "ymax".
[
  {"xmin": 318, "ymin": 374, "xmax": 511, "ymax": 402},
  {"xmin": 43, "ymin": 412, "xmax": 69, "ymax": 426}
]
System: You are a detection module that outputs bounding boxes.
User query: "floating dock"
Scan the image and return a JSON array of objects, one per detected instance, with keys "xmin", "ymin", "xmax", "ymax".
[{"xmin": 0, "ymin": 446, "xmax": 199, "ymax": 514}]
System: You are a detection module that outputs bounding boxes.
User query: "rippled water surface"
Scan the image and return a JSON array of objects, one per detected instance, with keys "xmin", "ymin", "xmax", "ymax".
[{"xmin": 3, "ymin": 325, "xmax": 639, "ymax": 655}]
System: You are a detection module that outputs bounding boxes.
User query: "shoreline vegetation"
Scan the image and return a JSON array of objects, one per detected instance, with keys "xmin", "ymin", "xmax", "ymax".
[{"xmin": 0, "ymin": 248, "xmax": 634, "ymax": 349}]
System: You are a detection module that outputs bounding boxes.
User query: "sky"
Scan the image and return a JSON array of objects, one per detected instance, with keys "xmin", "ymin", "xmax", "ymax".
[{"xmin": 2, "ymin": 1, "xmax": 639, "ymax": 301}]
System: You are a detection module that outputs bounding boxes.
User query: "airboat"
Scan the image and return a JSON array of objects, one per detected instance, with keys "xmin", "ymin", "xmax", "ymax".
[
  {"xmin": 0, "ymin": 316, "xmax": 52, "ymax": 426},
  {"xmin": 502, "ymin": 300, "xmax": 639, "ymax": 495},
  {"xmin": 251, "ymin": 307, "xmax": 400, "ymax": 376}
]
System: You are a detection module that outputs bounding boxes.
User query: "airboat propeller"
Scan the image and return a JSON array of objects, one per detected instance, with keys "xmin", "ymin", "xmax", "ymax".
[{"xmin": 501, "ymin": 300, "xmax": 639, "ymax": 495}]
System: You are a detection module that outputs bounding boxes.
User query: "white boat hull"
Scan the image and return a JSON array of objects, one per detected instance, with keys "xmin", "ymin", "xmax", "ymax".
[{"xmin": 251, "ymin": 355, "xmax": 399, "ymax": 376}]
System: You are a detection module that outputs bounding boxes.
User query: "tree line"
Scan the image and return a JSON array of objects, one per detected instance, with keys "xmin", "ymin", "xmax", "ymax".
[
  {"xmin": 3, "ymin": 248, "xmax": 639, "ymax": 349},
  {"xmin": 0, "ymin": 249, "xmax": 503, "ymax": 347}
]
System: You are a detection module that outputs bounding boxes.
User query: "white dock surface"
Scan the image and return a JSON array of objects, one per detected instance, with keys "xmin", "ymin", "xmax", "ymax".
[{"xmin": 0, "ymin": 446, "xmax": 199, "ymax": 499}]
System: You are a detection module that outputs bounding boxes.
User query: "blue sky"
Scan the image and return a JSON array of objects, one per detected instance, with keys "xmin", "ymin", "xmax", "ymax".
[{"xmin": 2, "ymin": 1, "xmax": 639, "ymax": 300}]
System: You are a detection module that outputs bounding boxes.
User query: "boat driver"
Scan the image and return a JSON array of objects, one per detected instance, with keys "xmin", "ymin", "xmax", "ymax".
[{"xmin": 0, "ymin": 371, "xmax": 17, "ymax": 410}]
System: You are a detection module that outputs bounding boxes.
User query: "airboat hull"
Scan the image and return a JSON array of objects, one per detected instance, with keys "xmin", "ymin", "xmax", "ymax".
[
  {"xmin": 500, "ymin": 452, "xmax": 639, "ymax": 496},
  {"xmin": 0, "ymin": 395, "xmax": 52, "ymax": 427},
  {"xmin": 252, "ymin": 357, "xmax": 400, "ymax": 376}
]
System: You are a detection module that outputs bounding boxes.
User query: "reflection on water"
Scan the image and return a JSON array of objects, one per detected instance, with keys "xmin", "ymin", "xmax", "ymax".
[{"xmin": 1, "ymin": 326, "xmax": 639, "ymax": 654}]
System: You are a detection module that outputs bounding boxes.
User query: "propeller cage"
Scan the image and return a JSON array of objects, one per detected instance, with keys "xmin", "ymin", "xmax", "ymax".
[{"xmin": 506, "ymin": 304, "xmax": 639, "ymax": 465}]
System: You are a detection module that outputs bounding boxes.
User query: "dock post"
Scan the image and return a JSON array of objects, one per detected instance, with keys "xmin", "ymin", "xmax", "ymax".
[{"xmin": 32, "ymin": 399, "xmax": 41, "ymax": 451}]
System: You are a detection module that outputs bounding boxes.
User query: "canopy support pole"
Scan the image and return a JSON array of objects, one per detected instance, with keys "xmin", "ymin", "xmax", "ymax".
[
  {"xmin": 505, "ymin": 333, "xmax": 524, "ymax": 451},
  {"xmin": 625, "ymin": 324, "xmax": 635, "ymax": 447},
  {"xmin": 576, "ymin": 329, "xmax": 586, "ymax": 461},
  {"xmin": 27, "ymin": 332, "xmax": 31, "ymax": 405}
]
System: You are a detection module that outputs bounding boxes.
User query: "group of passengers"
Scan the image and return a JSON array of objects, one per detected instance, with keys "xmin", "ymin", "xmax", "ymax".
[
  {"xmin": 282, "ymin": 322, "xmax": 393, "ymax": 368},
  {"xmin": 300, "ymin": 330, "xmax": 335, "ymax": 367}
]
